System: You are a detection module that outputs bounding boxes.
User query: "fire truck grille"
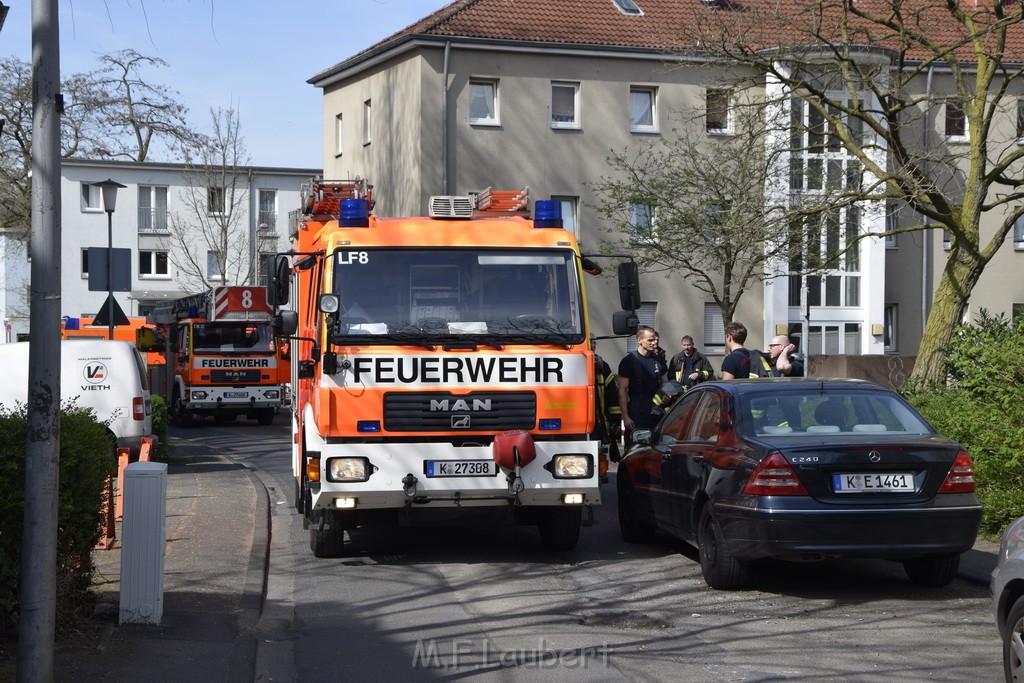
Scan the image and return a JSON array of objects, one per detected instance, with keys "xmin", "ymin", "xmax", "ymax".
[
  {"xmin": 383, "ymin": 391, "xmax": 536, "ymax": 432},
  {"xmin": 210, "ymin": 369, "xmax": 262, "ymax": 384}
]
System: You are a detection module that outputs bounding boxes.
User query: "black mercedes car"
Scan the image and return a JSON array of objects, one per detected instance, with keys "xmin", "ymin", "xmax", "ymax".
[{"xmin": 617, "ymin": 378, "xmax": 982, "ymax": 590}]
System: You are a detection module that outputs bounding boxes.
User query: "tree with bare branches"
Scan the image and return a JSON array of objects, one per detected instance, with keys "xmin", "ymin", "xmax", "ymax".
[
  {"xmin": 166, "ymin": 107, "xmax": 266, "ymax": 291},
  {"xmin": 679, "ymin": 0, "xmax": 1024, "ymax": 383}
]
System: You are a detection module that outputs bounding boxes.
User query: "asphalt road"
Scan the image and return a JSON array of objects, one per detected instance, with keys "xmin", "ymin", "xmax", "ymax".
[{"xmin": 198, "ymin": 418, "xmax": 1004, "ymax": 682}]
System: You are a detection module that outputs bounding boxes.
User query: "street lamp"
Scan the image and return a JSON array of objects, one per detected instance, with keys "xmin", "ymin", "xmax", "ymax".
[{"xmin": 96, "ymin": 179, "xmax": 126, "ymax": 339}]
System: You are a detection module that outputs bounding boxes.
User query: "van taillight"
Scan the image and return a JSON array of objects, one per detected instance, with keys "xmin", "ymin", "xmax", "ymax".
[{"xmin": 133, "ymin": 397, "xmax": 145, "ymax": 421}]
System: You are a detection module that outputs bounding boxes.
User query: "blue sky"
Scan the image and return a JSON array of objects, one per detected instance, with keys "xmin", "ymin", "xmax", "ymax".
[{"xmin": 3, "ymin": 0, "xmax": 447, "ymax": 168}]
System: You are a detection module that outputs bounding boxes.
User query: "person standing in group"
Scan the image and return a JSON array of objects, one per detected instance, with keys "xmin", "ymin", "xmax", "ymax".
[
  {"xmin": 720, "ymin": 322, "xmax": 754, "ymax": 380},
  {"xmin": 617, "ymin": 326, "xmax": 668, "ymax": 448},
  {"xmin": 591, "ymin": 338, "xmax": 622, "ymax": 462},
  {"xmin": 764, "ymin": 334, "xmax": 805, "ymax": 377},
  {"xmin": 668, "ymin": 335, "xmax": 715, "ymax": 388}
]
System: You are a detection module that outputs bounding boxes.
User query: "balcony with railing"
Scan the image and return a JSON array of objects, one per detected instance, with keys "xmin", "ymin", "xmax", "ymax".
[{"xmin": 138, "ymin": 207, "xmax": 169, "ymax": 233}]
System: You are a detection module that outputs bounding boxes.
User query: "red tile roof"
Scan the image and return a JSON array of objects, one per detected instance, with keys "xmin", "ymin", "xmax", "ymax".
[{"xmin": 312, "ymin": 0, "xmax": 1024, "ymax": 83}]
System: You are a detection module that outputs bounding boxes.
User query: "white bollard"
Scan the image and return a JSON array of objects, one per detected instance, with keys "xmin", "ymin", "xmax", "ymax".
[{"xmin": 119, "ymin": 461, "xmax": 167, "ymax": 625}]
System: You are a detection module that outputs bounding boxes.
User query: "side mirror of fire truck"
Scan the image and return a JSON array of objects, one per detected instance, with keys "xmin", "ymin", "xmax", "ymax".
[
  {"xmin": 612, "ymin": 310, "xmax": 639, "ymax": 336},
  {"xmin": 266, "ymin": 254, "xmax": 292, "ymax": 307},
  {"xmin": 274, "ymin": 310, "xmax": 298, "ymax": 338},
  {"xmin": 617, "ymin": 261, "xmax": 642, "ymax": 311}
]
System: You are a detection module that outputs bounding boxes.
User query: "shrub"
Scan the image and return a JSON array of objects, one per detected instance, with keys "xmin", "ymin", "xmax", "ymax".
[
  {"xmin": 905, "ymin": 309, "xmax": 1024, "ymax": 536},
  {"xmin": 0, "ymin": 404, "xmax": 114, "ymax": 637},
  {"xmin": 150, "ymin": 394, "xmax": 171, "ymax": 461}
]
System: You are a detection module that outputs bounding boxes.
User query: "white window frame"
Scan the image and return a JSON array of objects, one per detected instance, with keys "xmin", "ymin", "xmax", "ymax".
[
  {"xmin": 139, "ymin": 250, "xmax": 170, "ymax": 279},
  {"xmin": 703, "ymin": 303, "xmax": 725, "ymax": 355},
  {"xmin": 363, "ymin": 99, "xmax": 372, "ymax": 145},
  {"xmin": 551, "ymin": 195, "xmax": 579, "ymax": 240},
  {"xmin": 207, "ymin": 186, "xmax": 225, "ymax": 216},
  {"xmin": 81, "ymin": 183, "xmax": 102, "ymax": 212},
  {"xmin": 706, "ymin": 89, "xmax": 732, "ymax": 135},
  {"xmin": 138, "ymin": 185, "xmax": 169, "ymax": 233},
  {"xmin": 468, "ymin": 79, "xmax": 499, "ymax": 126},
  {"xmin": 885, "ymin": 212, "xmax": 897, "ymax": 249},
  {"xmin": 551, "ymin": 81, "xmax": 580, "ymax": 129},
  {"xmin": 258, "ymin": 189, "xmax": 278, "ymax": 234},
  {"xmin": 628, "ymin": 203, "xmax": 655, "ymax": 242},
  {"xmin": 1015, "ymin": 215, "xmax": 1024, "ymax": 250},
  {"xmin": 944, "ymin": 98, "xmax": 968, "ymax": 141},
  {"xmin": 335, "ymin": 113, "xmax": 343, "ymax": 157},
  {"xmin": 629, "ymin": 86, "xmax": 657, "ymax": 133},
  {"xmin": 207, "ymin": 250, "xmax": 224, "ymax": 281}
]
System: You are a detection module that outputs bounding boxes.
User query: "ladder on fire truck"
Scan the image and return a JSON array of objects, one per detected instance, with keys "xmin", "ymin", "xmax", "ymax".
[{"xmin": 302, "ymin": 177, "xmax": 375, "ymax": 219}]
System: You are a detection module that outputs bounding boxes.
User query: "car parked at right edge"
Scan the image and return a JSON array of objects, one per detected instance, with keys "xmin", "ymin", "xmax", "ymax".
[{"xmin": 993, "ymin": 515, "xmax": 1024, "ymax": 682}]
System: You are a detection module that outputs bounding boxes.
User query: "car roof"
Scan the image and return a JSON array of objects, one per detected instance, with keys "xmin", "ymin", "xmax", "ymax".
[{"xmin": 699, "ymin": 378, "xmax": 890, "ymax": 396}]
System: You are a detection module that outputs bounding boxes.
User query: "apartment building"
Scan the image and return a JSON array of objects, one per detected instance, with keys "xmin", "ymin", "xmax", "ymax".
[{"xmin": 307, "ymin": 0, "xmax": 1024, "ymax": 365}]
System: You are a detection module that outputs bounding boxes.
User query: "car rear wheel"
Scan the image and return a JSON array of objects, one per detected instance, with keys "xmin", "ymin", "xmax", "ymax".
[
  {"xmin": 902, "ymin": 553, "xmax": 960, "ymax": 587},
  {"xmin": 309, "ymin": 510, "xmax": 346, "ymax": 558},
  {"xmin": 698, "ymin": 506, "xmax": 749, "ymax": 590},
  {"xmin": 1005, "ymin": 595, "xmax": 1024, "ymax": 683},
  {"xmin": 537, "ymin": 506, "xmax": 582, "ymax": 551},
  {"xmin": 617, "ymin": 478, "xmax": 656, "ymax": 543}
]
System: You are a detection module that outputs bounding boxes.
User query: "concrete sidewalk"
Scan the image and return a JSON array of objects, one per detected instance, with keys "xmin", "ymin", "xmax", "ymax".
[{"xmin": 53, "ymin": 442, "xmax": 269, "ymax": 682}]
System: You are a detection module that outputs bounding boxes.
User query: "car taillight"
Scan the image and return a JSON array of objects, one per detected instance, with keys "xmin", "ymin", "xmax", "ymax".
[
  {"xmin": 742, "ymin": 452, "xmax": 809, "ymax": 496},
  {"xmin": 133, "ymin": 397, "xmax": 145, "ymax": 421},
  {"xmin": 939, "ymin": 449, "xmax": 975, "ymax": 493}
]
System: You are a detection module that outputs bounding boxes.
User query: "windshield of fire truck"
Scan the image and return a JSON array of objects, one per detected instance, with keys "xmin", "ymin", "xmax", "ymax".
[
  {"xmin": 193, "ymin": 322, "xmax": 275, "ymax": 354},
  {"xmin": 330, "ymin": 248, "xmax": 584, "ymax": 343}
]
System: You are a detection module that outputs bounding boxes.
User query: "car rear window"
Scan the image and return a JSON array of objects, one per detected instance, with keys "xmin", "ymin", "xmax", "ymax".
[
  {"xmin": 131, "ymin": 347, "xmax": 150, "ymax": 391},
  {"xmin": 743, "ymin": 390, "xmax": 933, "ymax": 436}
]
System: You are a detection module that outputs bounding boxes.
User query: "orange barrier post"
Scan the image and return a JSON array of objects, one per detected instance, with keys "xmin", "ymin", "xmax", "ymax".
[
  {"xmin": 115, "ymin": 447, "xmax": 131, "ymax": 520},
  {"xmin": 139, "ymin": 436, "xmax": 153, "ymax": 462},
  {"xmin": 95, "ymin": 475, "xmax": 116, "ymax": 550}
]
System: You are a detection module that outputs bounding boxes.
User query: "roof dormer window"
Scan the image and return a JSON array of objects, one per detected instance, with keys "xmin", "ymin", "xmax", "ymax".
[{"xmin": 612, "ymin": 0, "xmax": 643, "ymax": 16}]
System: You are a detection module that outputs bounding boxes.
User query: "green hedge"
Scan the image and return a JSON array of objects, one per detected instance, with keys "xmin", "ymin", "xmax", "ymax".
[
  {"xmin": 151, "ymin": 394, "xmax": 170, "ymax": 461},
  {"xmin": 905, "ymin": 310, "xmax": 1024, "ymax": 536},
  {"xmin": 0, "ymin": 405, "xmax": 114, "ymax": 637}
]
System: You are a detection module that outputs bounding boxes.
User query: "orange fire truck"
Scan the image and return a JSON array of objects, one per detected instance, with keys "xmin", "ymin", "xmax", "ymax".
[
  {"xmin": 268, "ymin": 179, "xmax": 640, "ymax": 557},
  {"xmin": 149, "ymin": 286, "xmax": 286, "ymax": 426}
]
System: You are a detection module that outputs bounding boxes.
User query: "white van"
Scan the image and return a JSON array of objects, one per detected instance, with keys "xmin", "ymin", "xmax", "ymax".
[{"xmin": 0, "ymin": 340, "xmax": 155, "ymax": 455}]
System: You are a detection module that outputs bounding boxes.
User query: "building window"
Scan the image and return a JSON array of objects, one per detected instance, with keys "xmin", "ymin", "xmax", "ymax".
[
  {"xmin": 138, "ymin": 185, "xmax": 168, "ymax": 233},
  {"xmin": 1013, "ymin": 303, "xmax": 1024, "ymax": 321},
  {"xmin": 795, "ymin": 322, "xmax": 861, "ymax": 355},
  {"xmin": 706, "ymin": 89, "xmax": 732, "ymax": 134},
  {"xmin": 788, "ymin": 209, "xmax": 861, "ymax": 308},
  {"xmin": 207, "ymin": 187, "xmax": 225, "ymax": 215},
  {"xmin": 257, "ymin": 252, "xmax": 275, "ymax": 287},
  {"xmin": 944, "ymin": 99, "xmax": 967, "ymax": 139},
  {"xmin": 943, "ymin": 229, "xmax": 952, "ymax": 250},
  {"xmin": 1015, "ymin": 215, "xmax": 1024, "ymax": 250},
  {"xmin": 139, "ymin": 250, "xmax": 169, "ymax": 278},
  {"xmin": 207, "ymin": 251, "xmax": 223, "ymax": 280},
  {"xmin": 629, "ymin": 87, "xmax": 657, "ymax": 133},
  {"xmin": 335, "ymin": 113, "xmax": 343, "ymax": 156},
  {"xmin": 81, "ymin": 248, "xmax": 89, "ymax": 277},
  {"xmin": 703, "ymin": 303, "xmax": 725, "ymax": 354},
  {"xmin": 81, "ymin": 183, "xmax": 102, "ymax": 212},
  {"xmin": 551, "ymin": 82, "xmax": 580, "ymax": 129},
  {"xmin": 628, "ymin": 203, "xmax": 655, "ymax": 241},
  {"xmin": 363, "ymin": 99, "xmax": 372, "ymax": 145},
  {"xmin": 884, "ymin": 304, "xmax": 897, "ymax": 353},
  {"xmin": 551, "ymin": 196, "xmax": 579, "ymax": 240},
  {"xmin": 469, "ymin": 80, "xmax": 499, "ymax": 125},
  {"xmin": 258, "ymin": 189, "xmax": 277, "ymax": 233},
  {"xmin": 612, "ymin": 0, "xmax": 644, "ymax": 15},
  {"xmin": 885, "ymin": 211, "xmax": 897, "ymax": 249}
]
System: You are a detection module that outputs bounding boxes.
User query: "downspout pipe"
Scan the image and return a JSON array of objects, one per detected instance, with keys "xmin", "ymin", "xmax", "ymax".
[
  {"xmin": 922, "ymin": 65, "xmax": 935, "ymax": 336},
  {"xmin": 443, "ymin": 41, "xmax": 451, "ymax": 195}
]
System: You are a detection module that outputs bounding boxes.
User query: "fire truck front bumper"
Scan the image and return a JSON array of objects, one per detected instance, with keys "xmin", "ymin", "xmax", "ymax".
[
  {"xmin": 306, "ymin": 440, "xmax": 602, "ymax": 511},
  {"xmin": 184, "ymin": 386, "xmax": 282, "ymax": 410}
]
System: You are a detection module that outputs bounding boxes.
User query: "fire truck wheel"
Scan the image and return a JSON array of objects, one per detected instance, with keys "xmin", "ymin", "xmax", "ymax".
[
  {"xmin": 256, "ymin": 408, "xmax": 275, "ymax": 426},
  {"xmin": 172, "ymin": 389, "xmax": 193, "ymax": 427},
  {"xmin": 537, "ymin": 506, "xmax": 582, "ymax": 551},
  {"xmin": 310, "ymin": 511, "xmax": 346, "ymax": 558}
]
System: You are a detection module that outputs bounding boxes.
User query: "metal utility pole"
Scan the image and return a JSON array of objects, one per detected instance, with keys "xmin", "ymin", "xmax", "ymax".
[{"xmin": 19, "ymin": 0, "xmax": 62, "ymax": 680}]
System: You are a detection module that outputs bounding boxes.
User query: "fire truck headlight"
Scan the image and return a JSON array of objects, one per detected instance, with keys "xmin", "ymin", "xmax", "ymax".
[
  {"xmin": 319, "ymin": 294, "xmax": 340, "ymax": 314},
  {"xmin": 326, "ymin": 457, "xmax": 372, "ymax": 482},
  {"xmin": 265, "ymin": 389, "xmax": 280, "ymax": 399},
  {"xmin": 192, "ymin": 391, "xmax": 208, "ymax": 400},
  {"xmin": 549, "ymin": 454, "xmax": 593, "ymax": 479}
]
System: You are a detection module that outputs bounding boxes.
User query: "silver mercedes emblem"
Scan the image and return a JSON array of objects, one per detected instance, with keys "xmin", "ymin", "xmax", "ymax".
[{"xmin": 868, "ymin": 451, "xmax": 882, "ymax": 462}]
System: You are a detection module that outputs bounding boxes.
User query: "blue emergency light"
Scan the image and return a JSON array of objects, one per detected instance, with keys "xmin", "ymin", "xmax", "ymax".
[
  {"xmin": 340, "ymin": 198, "xmax": 370, "ymax": 227},
  {"xmin": 534, "ymin": 200, "xmax": 563, "ymax": 229},
  {"xmin": 63, "ymin": 317, "xmax": 80, "ymax": 331}
]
